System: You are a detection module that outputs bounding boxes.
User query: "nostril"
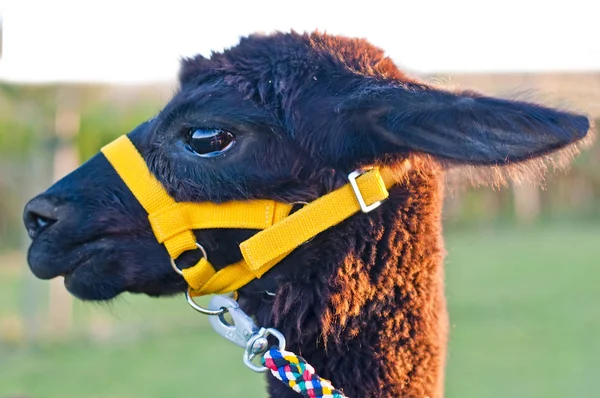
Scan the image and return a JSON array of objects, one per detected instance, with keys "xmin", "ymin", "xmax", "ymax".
[
  {"xmin": 23, "ymin": 198, "xmax": 59, "ymax": 240},
  {"xmin": 35, "ymin": 213, "xmax": 54, "ymax": 229},
  {"xmin": 24, "ymin": 210, "xmax": 57, "ymax": 239}
]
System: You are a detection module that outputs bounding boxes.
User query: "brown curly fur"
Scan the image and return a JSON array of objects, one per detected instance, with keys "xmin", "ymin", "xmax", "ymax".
[{"xmin": 238, "ymin": 158, "xmax": 447, "ymax": 397}]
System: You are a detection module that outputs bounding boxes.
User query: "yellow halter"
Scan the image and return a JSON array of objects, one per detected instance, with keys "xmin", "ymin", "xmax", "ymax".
[{"xmin": 101, "ymin": 135, "xmax": 399, "ymax": 297}]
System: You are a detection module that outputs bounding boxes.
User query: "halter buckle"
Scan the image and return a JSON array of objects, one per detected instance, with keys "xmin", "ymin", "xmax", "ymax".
[{"xmin": 348, "ymin": 168, "xmax": 384, "ymax": 213}]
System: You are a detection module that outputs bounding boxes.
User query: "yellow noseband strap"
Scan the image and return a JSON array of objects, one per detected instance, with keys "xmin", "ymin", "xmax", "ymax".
[{"xmin": 101, "ymin": 135, "xmax": 398, "ymax": 297}]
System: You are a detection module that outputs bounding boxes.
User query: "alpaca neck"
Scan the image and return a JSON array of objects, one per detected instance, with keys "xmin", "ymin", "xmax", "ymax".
[{"xmin": 249, "ymin": 168, "xmax": 447, "ymax": 398}]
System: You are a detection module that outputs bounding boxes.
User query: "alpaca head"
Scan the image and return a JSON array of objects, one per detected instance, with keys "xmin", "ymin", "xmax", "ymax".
[{"xmin": 23, "ymin": 32, "xmax": 590, "ymax": 302}]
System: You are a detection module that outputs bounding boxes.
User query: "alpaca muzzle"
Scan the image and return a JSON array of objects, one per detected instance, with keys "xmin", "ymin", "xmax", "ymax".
[{"xmin": 100, "ymin": 134, "xmax": 400, "ymax": 299}]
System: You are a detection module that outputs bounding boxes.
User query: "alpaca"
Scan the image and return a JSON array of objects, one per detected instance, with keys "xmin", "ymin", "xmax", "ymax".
[{"xmin": 23, "ymin": 32, "xmax": 591, "ymax": 397}]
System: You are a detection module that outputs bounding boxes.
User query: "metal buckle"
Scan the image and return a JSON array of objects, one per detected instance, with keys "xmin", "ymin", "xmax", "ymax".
[{"xmin": 348, "ymin": 168, "xmax": 384, "ymax": 213}]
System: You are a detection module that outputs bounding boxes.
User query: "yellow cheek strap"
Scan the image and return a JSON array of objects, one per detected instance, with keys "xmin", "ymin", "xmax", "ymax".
[{"xmin": 101, "ymin": 135, "xmax": 399, "ymax": 297}]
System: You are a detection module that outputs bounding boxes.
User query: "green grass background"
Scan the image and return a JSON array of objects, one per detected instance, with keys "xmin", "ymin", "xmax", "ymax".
[{"xmin": 1, "ymin": 223, "xmax": 599, "ymax": 398}]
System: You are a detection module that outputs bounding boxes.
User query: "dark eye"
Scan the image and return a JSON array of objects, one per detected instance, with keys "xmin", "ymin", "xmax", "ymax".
[{"xmin": 186, "ymin": 128, "xmax": 236, "ymax": 157}]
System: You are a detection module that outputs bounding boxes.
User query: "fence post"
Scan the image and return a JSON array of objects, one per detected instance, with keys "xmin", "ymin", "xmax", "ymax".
[{"xmin": 47, "ymin": 87, "xmax": 80, "ymax": 338}]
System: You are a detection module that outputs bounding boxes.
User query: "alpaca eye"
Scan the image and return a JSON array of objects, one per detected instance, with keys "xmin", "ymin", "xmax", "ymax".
[{"xmin": 186, "ymin": 128, "xmax": 236, "ymax": 157}]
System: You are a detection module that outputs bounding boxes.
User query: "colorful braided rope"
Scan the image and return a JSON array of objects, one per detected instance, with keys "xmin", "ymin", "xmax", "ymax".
[{"xmin": 262, "ymin": 347, "xmax": 347, "ymax": 398}]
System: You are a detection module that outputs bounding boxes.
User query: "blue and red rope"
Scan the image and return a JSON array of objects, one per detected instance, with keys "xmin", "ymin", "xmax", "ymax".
[{"xmin": 263, "ymin": 347, "xmax": 347, "ymax": 398}]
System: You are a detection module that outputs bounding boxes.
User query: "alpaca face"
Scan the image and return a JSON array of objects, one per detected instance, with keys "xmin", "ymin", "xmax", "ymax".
[
  {"xmin": 23, "ymin": 32, "xmax": 591, "ymax": 301},
  {"xmin": 22, "ymin": 84, "xmax": 325, "ymax": 300}
]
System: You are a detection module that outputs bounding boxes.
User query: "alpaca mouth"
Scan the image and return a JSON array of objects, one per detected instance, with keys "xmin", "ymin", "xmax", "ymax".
[
  {"xmin": 61, "ymin": 258, "xmax": 126, "ymax": 301},
  {"xmin": 61, "ymin": 263, "xmax": 85, "ymax": 285},
  {"xmin": 30, "ymin": 248, "xmax": 90, "ymax": 281},
  {"xmin": 59, "ymin": 257, "xmax": 87, "ymax": 279},
  {"xmin": 28, "ymin": 231, "xmax": 187, "ymax": 301},
  {"xmin": 27, "ymin": 234, "xmax": 105, "ymax": 281}
]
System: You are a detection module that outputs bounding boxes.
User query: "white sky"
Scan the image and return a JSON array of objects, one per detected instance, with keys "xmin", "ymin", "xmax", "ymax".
[{"xmin": 1, "ymin": 0, "xmax": 599, "ymax": 83}]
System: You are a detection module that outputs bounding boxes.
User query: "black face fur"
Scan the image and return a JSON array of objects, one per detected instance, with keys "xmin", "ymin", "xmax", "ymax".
[{"xmin": 24, "ymin": 31, "xmax": 590, "ymax": 302}]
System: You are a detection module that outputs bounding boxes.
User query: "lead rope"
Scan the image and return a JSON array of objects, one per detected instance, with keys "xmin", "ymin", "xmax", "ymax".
[
  {"xmin": 263, "ymin": 347, "xmax": 347, "ymax": 398},
  {"xmin": 196, "ymin": 294, "xmax": 347, "ymax": 397}
]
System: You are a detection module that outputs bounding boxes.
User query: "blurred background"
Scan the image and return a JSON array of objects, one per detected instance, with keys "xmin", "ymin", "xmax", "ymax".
[{"xmin": 0, "ymin": 1, "xmax": 599, "ymax": 397}]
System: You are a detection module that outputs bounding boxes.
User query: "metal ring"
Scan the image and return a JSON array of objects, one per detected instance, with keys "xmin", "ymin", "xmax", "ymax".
[
  {"xmin": 185, "ymin": 288, "xmax": 228, "ymax": 316},
  {"xmin": 170, "ymin": 242, "xmax": 207, "ymax": 276},
  {"xmin": 289, "ymin": 201, "xmax": 309, "ymax": 213},
  {"xmin": 243, "ymin": 327, "xmax": 287, "ymax": 373},
  {"xmin": 290, "ymin": 201, "xmax": 309, "ymax": 206},
  {"xmin": 263, "ymin": 328, "xmax": 286, "ymax": 351}
]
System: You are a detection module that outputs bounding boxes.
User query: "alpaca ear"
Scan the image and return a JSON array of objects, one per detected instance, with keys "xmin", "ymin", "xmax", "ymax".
[{"xmin": 346, "ymin": 83, "xmax": 591, "ymax": 165}]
